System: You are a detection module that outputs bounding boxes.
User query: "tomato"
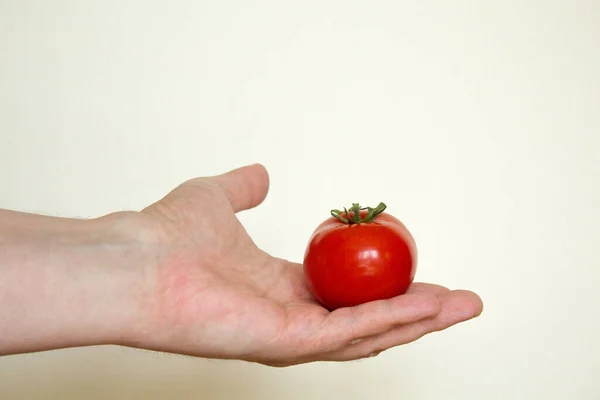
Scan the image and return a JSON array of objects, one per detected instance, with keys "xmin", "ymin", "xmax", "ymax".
[{"xmin": 303, "ymin": 202, "xmax": 417, "ymax": 310}]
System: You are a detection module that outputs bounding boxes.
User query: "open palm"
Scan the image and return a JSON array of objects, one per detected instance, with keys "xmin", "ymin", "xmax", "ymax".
[{"xmin": 135, "ymin": 164, "xmax": 483, "ymax": 366}]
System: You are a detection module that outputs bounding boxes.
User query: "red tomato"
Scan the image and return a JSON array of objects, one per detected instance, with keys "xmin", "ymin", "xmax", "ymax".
[{"xmin": 303, "ymin": 203, "xmax": 417, "ymax": 310}]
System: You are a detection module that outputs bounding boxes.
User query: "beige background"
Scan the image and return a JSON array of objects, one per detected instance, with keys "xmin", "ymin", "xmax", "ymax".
[{"xmin": 1, "ymin": 1, "xmax": 599, "ymax": 398}]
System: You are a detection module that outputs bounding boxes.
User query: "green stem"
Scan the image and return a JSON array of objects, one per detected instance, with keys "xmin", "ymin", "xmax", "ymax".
[{"xmin": 330, "ymin": 202, "xmax": 387, "ymax": 224}]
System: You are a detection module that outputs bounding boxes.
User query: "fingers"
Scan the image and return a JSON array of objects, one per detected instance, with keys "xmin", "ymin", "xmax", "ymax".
[
  {"xmin": 326, "ymin": 290, "xmax": 483, "ymax": 361},
  {"xmin": 317, "ymin": 293, "xmax": 442, "ymax": 349},
  {"xmin": 407, "ymin": 282, "xmax": 450, "ymax": 295},
  {"xmin": 211, "ymin": 163, "xmax": 270, "ymax": 212}
]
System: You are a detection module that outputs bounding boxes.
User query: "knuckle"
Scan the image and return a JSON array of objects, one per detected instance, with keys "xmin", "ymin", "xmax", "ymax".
[
  {"xmin": 359, "ymin": 343, "xmax": 384, "ymax": 359},
  {"xmin": 362, "ymin": 348, "xmax": 382, "ymax": 359}
]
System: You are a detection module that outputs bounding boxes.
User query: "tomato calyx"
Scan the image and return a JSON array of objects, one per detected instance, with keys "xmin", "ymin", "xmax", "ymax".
[{"xmin": 330, "ymin": 202, "xmax": 387, "ymax": 225}]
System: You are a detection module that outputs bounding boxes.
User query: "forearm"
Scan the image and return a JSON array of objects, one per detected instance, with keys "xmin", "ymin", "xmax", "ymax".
[{"xmin": 0, "ymin": 209, "xmax": 147, "ymax": 355}]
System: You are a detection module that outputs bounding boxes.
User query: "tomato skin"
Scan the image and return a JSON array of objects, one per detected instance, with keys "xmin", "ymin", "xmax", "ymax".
[{"xmin": 303, "ymin": 210, "xmax": 417, "ymax": 310}]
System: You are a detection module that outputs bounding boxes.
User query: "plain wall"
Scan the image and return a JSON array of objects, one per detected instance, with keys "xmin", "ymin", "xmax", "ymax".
[{"xmin": 1, "ymin": 1, "xmax": 599, "ymax": 398}]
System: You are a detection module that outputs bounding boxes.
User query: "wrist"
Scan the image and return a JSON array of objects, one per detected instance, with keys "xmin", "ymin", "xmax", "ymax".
[
  {"xmin": 0, "ymin": 210, "xmax": 154, "ymax": 354},
  {"xmin": 76, "ymin": 212, "xmax": 156, "ymax": 349}
]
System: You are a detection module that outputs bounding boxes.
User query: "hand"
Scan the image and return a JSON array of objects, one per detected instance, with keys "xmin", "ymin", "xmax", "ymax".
[{"xmin": 123, "ymin": 163, "xmax": 483, "ymax": 366}]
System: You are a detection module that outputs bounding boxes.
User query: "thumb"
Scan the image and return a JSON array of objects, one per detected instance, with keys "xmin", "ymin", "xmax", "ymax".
[{"xmin": 211, "ymin": 163, "xmax": 270, "ymax": 212}]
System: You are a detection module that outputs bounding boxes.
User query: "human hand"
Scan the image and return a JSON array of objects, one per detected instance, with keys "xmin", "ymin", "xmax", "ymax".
[{"xmin": 122, "ymin": 164, "xmax": 483, "ymax": 366}]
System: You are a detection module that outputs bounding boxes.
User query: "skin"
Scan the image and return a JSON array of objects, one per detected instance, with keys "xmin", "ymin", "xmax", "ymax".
[{"xmin": 0, "ymin": 163, "xmax": 483, "ymax": 366}]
